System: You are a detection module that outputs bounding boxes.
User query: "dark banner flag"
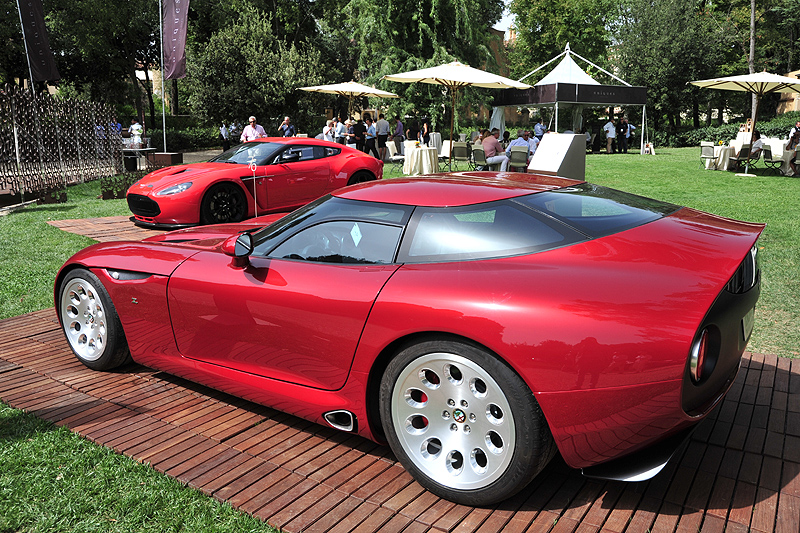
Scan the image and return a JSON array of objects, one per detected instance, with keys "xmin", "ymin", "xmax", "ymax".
[
  {"xmin": 17, "ymin": 0, "xmax": 60, "ymax": 82},
  {"xmin": 163, "ymin": 0, "xmax": 190, "ymax": 79}
]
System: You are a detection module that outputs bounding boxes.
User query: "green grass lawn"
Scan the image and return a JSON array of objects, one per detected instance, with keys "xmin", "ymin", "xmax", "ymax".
[{"xmin": 0, "ymin": 147, "xmax": 797, "ymax": 530}]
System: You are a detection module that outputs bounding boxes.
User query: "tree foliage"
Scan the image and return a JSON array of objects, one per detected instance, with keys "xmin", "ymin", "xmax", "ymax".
[
  {"xmin": 186, "ymin": 5, "xmax": 323, "ymax": 132},
  {"xmin": 338, "ymin": 0, "xmax": 505, "ymax": 131},
  {"xmin": 508, "ymin": 0, "xmax": 615, "ymax": 82}
]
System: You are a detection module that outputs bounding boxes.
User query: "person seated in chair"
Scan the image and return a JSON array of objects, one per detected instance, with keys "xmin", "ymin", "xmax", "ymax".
[
  {"xmin": 732, "ymin": 131, "xmax": 763, "ymax": 170},
  {"xmin": 482, "ymin": 128, "xmax": 509, "ymax": 171}
]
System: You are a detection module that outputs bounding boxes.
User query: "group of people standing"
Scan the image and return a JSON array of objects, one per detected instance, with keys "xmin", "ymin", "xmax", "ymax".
[
  {"xmin": 319, "ymin": 114, "xmax": 407, "ymax": 160},
  {"xmin": 602, "ymin": 117, "xmax": 635, "ymax": 154}
]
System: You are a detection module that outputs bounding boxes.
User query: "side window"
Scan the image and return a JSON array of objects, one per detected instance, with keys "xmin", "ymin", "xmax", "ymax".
[
  {"xmin": 280, "ymin": 145, "xmax": 316, "ymax": 163},
  {"xmin": 322, "ymin": 146, "xmax": 341, "ymax": 158},
  {"xmin": 402, "ymin": 202, "xmax": 584, "ymax": 262},
  {"xmin": 270, "ymin": 221, "xmax": 402, "ymax": 264}
]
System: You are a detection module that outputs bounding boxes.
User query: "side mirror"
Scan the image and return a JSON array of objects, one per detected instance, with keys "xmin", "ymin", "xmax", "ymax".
[{"xmin": 222, "ymin": 232, "xmax": 253, "ymax": 268}]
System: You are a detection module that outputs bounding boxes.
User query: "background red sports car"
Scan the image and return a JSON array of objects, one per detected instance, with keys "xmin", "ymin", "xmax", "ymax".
[
  {"xmin": 126, "ymin": 138, "xmax": 383, "ymax": 229},
  {"xmin": 58, "ymin": 172, "xmax": 763, "ymax": 506}
]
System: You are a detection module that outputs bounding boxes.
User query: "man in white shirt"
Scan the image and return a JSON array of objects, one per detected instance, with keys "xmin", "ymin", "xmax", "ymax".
[
  {"xmin": 240, "ymin": 116, "xmax": 266, "ymax": 142},
  {"xmin": 603, "ymin": 119, "xmax": 616, "ymax": 153},
  {"xmin": 527, "ymin": 130, "xmax": 540, "ymax": 156}
]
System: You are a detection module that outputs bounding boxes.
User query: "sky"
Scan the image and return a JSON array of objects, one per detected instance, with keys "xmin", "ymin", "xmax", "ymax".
[{"xmin": 493, "ymin": 3, "xmax": 514, "ymax": 38}]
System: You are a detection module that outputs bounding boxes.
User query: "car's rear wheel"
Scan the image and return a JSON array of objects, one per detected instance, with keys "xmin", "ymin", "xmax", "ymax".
[
  {"xmin": 347, "ymin": 171, "xmax": 373, "ymax": 185},
  {"xmin": 201, "ymin": 183, "xmax": 246, "ymax": 224},
  {"xmin": 379, "ymin": 340, "xmax": 556, "ymax": 506},
  {"xmin": 58, "ymin": 269, "xmax": 130, "ymax": 371}
]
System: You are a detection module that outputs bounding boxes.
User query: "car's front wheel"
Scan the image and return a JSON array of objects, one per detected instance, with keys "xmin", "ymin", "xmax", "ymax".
[
  {"xmin": 347, "ymin": 171, "xmax": 373, "ymax": 185},
  {"xmin": 201, "ymin": 183, "xmax": 246, "ymax": 224},
  {"xmin": 58, "ymin": 269, "xmax": 130, "ymax": 371},
  {"xmin": 379, "ymin": 340, "xmax": 556, "ymax": 506}
]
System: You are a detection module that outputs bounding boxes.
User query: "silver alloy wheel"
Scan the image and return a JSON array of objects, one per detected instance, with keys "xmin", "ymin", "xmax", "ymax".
[
  {"xmin": 391, "ymin": 352, "xmax": 516, "ymax": 490},
  {"xmin": 60, "ymin": 277, "xmax": 107, "ymax": 362}
]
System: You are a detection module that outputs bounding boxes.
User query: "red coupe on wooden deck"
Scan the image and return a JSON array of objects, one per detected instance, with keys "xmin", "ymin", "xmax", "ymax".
[{"xmin": 58, "ymin": 172, "xmax": 763, "ymax": 505}]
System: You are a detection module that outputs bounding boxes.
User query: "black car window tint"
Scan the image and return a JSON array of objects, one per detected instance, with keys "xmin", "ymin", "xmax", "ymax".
[
  {"xmin": 401, "ymin": 201, "xmax": 585, "ymax": 263},
  {"xmin": 250, "ymin": 196, "xmax": 413, "ymax": 257},
  {"xmin": 270, "ymin": 221, "xmax": 403, "ymax": 264},
  {"xmin": 210, "ymin": 142, "xmax": 282, "ymax": 166},
  {"xmin": 518, "ymin": 183, "xmax": 680, "ymax": 238}
]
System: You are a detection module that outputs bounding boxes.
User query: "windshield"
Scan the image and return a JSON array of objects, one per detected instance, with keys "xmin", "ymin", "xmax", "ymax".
[{"xmin": 209, "ymin": 142, "xmax": 284, "ymax": 165}]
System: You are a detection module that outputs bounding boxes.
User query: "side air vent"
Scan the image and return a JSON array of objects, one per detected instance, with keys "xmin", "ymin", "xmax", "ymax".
[{"xmin": 726, "ymin": 243, "xmax": 759, "ymax": 294}]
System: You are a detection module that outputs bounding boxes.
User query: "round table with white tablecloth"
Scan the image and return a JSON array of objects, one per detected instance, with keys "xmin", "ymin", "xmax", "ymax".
[{"xmin": 402, "ymin": 146, "xmax": 438, "ymax": 176}]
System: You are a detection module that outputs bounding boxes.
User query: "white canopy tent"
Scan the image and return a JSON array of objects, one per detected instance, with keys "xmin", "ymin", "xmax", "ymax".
[{"xmin": 493, "ymin": 44, "xmax": 649, "ymax": 153}]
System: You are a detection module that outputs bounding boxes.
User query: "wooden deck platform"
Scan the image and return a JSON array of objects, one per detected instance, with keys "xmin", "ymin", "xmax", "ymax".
[{"xmin": 1, "ymin": 216, "xmax": 794, "ymax": 532}]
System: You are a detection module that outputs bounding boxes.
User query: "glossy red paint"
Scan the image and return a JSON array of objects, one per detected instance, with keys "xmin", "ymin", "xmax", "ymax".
[
  {"xmin": 56, "ymin": 172, "xmax": 765, "ymax": 483},
  {"xmin": 337, "ymin": 172, "xmax": 581, "ymax": 207},
  {"xmin": 127, "ymin": 138, "xmax": 383, "ymax": 228}
]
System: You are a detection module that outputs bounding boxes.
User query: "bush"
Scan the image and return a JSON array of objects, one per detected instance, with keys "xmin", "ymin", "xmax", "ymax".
[
  {"xmin": 147, "ymin": 127, "xmax": 220, "ymax": 152},
  {"xmin": 653, "ymin": 111, "xmax": 800, "ymax": 147}
]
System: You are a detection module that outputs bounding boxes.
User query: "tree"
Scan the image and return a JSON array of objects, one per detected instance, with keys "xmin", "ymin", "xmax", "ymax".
[
  {"xmin": 186, "ymin": 6, "xmax": 324, "ymax": 132},
  {"xmin": 615, "ymin": 0, "xmax": 731, "ymax": 131},
  {"xmin": 507, "ymin": 0, "xmax": 615, "ymax": 83},
  {"xmin": 45, "ymin": 0, "xmax": 160, "ymax": 121},
  {"xmin": 337, "ymin": 0, "xmax": 505, "ymax": 133}
]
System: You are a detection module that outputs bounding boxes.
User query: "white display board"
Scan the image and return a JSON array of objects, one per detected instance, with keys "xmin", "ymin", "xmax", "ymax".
[{"xmin": 528, "ymin": 134, "xmax": 586, "ymax": 180}]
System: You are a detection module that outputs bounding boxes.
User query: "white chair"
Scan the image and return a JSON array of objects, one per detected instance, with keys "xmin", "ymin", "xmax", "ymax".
[
  {"xmin": 439, "ymin": 140, "xmax": 452, "ymax": 170},
  {"xmin": 386, "ymin": 142, "xmax": 405, "ymax": 172},
  {"xmin": 508, "ymin": 145, "xmax": 529, "ymax": 172},
  {"xmin": 700, "ymin": 142, "xmax": 716, "ymax": 169}
]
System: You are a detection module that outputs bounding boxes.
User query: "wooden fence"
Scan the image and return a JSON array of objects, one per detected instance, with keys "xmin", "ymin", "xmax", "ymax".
[{"xmin": 0, "ymin": 85, "xmax": 124, "ymax": 198}]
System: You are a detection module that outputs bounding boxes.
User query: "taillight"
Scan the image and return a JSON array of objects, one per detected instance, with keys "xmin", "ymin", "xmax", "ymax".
[{"xmin": 689, "ymin": 329, "xmax": 709, "ymax": 383}]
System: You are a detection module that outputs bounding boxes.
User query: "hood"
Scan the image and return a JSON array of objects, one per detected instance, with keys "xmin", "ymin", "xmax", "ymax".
[
  {"xmin": 142, "ymin": 212, "xmax": 287, "ymax": 249},
  {"xmin": 127, "ymin": 162, "xmax": 236, "ymax": 194}
]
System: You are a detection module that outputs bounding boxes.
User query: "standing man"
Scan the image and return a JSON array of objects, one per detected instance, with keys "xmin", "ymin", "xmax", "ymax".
[
  {"xmin": 617, "ymin": 118, "xmax": 628, "ymax": 154},
  {"xmin": 376, "ymin": 113, "xmax": 391, "ymax": 160},
  {"xmin": 278, "ymin": 116, "xmax": 296, "ymax": 137},
  {"xmin": 392, "ymin": 116, "xmax": 404, "ymax": 153},
  {"xmin": 534, "ymin": 117, "xmax": 547, "ymax": 140},
  {"xmin": 482, "ymin": 128, "xmax": 509, "ymax": 171},
  {"xmin": 603, "ymin": 117, "xmax": 616, "ymax": 154},
  {"xmin": 364, "ymin": 116, "xmax": 379, "ymax": 158},
  {"xmin": 353, "ymin": 115, "xmax": 366, "ymax": 152},
  {"xmin": 334, "ymin": 117, "xmax": 347, "ymax": 144},
  {"xmin": 241, "ymin": 116, "xmax": 266, "ymax": 142},
  {"xmin": 624, "ymin": 118, "xmax": 635, "ymax": 152},
  {"xmin": 219, "ymin": 121, "xmax": 230, "ymax": 151}
]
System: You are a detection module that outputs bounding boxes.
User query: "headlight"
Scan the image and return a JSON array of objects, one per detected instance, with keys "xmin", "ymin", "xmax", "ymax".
[{"xmin": 155, "ymin": 182, "xmax": 193, "ymax": 196}]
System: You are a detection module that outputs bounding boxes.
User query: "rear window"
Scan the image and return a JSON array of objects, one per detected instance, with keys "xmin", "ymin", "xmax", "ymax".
[{"xmin": 516, "ymin": 183, "xmax": 679, "ymax": 238}]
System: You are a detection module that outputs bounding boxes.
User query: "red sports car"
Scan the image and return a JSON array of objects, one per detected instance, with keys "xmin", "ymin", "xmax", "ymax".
[
  {"xmin": 56, "ymin": 172, "xmax": 763, "ymax": 505},
  {"xmin": 126, "ymin": 137, "xmax": 383, "ymax": 229}
]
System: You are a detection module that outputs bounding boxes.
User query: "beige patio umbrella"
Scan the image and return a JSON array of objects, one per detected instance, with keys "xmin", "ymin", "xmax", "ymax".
[
  {"xmin": 298, "ymin": 81, "xmax": 398, "ymax": 119},
  {"xmin": 690, "ymin": 72, "xmax": 800, "ymax": 175},
  {"xmin": 383, "ymin": 61, "xmax": 532, "ymax": 169}
]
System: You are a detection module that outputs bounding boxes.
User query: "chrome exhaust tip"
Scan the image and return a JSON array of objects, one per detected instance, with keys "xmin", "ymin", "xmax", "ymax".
[{"xmin": 323, "ymin": 410, "xmax": 357, "ymax": 432}]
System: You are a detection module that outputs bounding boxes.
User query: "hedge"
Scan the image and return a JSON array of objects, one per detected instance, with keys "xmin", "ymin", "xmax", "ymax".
[{"xmin": 651, "ymin": 111, "xmax": 800, "ymax": 147}]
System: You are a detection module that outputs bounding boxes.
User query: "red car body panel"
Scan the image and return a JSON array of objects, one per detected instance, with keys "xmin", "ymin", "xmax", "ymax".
[
  {"xmin": 57, "ymin": 173, "xmax": 764, "ymax": 475},
  {"xmin": 127, "ymin": 138, "xmax": 383, "ymax": 227}
]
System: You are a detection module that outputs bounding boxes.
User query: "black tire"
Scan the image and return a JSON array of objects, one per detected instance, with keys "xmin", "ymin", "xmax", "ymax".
[
  {"xmin": 347, "ymin": 171, "xmax": 374, "ymax": 185},
  {"xmin": 201, "ymin": 182, "xmax": 247, "ymax": 225},
  {"xmin": 379, "ymin": 340, "xmax": 556, "ymax": 506},
  {"xmin": 58, "ymin": 268, "xmax": 130, "ymax": 371}
]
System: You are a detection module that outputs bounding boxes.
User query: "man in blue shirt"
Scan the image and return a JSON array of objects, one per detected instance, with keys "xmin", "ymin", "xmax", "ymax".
[
  {"xmin": 364, "ymin": 116, "xmax": 379, "ymax": 158},
  {"xmin": 279, "ymin": 116, "xmax": 296, "ymax": 137},
  {"xmin": 534, "ymin": 118, "xmax": 547, "ymax": 140}
]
